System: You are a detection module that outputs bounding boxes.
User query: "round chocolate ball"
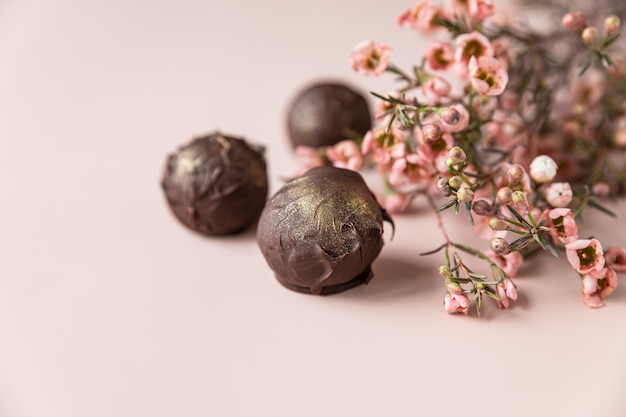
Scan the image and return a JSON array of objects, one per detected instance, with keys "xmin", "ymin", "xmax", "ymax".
[
  {"xmin": 286, "ymin": 82, "xmax": 372, "ymax": 148},
  {"xmin": 257, "ymin": 166, "xmax": 392, "ymax": 295},
  {"xmin": 161, "ymin": 132, "xmax": 268, "ymax": 235}
]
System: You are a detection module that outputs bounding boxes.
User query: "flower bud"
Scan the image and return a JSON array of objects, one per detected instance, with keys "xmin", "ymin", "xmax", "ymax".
[
  {"xmin": 472, "ymin": 199, "xmax": 496, "ymax": 216},
  {"xmin": 490, "ymin": 237, "xmax": 512, "ymax": 255},
  {"xmin": 562, "ymin": 11, "xmax": 588, "ymax": 34},
  {"xmin": 439, "ymin": 106, "xmax": 461, "ymax": 125},
  {"xmin": 445, "ymin": 280, "xmax": 463, "ymax": 294},
  {"xmin": 507, "ymin": 164, "xmax": 526, "ymax": 186},
  {"xmin": 456, "ymin": 187, "xmax": 475, "ymax": 203},
  {"xmin": 496, "ymin": 187, "xmax": 513, "ymax": 205},
  {"xmin": 591, "ymin": 182, "xmax": 611, "ymax": 198},
  {"xmin": 604, "ymin": 15, "xmax": 620, "ymax": 36},
  {"xmin": 529, "ymin": 155, "xmax": 558, "ymax": 183},
  {"xmin": 511, "ymin": 190, "xmax": 529, "ymax": 208},
  {"xmin": 448, "ymin": 146, "xmax": 467, "ymax": 164},
  {"xmin": 437, "ymin": 177, "xmax": 453, "ymax": 196},
  {"xmin": 439, "ymin": 265, "xmax": 451, "ymax": 277},
  {"xmin": 545, "ymin": 182, "xmax": 573, "ymax": 207},
  {"xmin": 448, "ymin": 175, "xmax": 463, "ymax": 190},
  {"xmin": 612, "ymin": 128, "xmax": 626, "ymax": 148},
  {"xmin": 489, "ymin": 217, "xmax": 509, "ymax": 231},
  {"xmin": 581, "ymin": 26, "xmax": 599, "ymax": 45},
  {"xmin": 422, "ymin": 124, "xmax": 442, "ymax": 142}
]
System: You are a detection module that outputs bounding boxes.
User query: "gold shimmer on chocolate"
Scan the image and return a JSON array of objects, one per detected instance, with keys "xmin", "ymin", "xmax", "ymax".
[
  {"xmin": 161, "ymin": 132, "xmax": 268, "ymax": 235},
  {"xmin": 286, "ymin": 82, "xmax": 372, "ymax": 148},
  {"xmin": 257, "ymin": 166, "xmax": 393, "ymax": 295}
]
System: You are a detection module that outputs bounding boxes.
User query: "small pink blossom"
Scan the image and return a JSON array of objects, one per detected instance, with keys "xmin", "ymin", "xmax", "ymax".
[
  {"xmin": 423, "ymin": 76, "xmax": 452, "ymax": 105},
  {"xmin": 350, "ymin": 40, "xmax": 393, "ymax": 76},
  {"xmin": 545, "ymin": 182, "xmax": 573, "ymax": 207},
  {"xmin": 398, "ymin": 0, "xmax": 440, "ymax": 32},
  {"xmin": 469, "ymin": 0, "xmax": 495, "ymax": 20},
  {"xmin": 444, "ymin": 292, "xmax": 470, "ymax": 315},
  {"xmin": 581, "ymin": 267, "xmax": 618, "ymax": 308},
  {"xmin": 604, "ymin": 246, "xmax": 626, "ymax": 272},
  {"xmin": 529, "ymin": 155, "xmax": 558, "ymax": 183},
  {"xmin": 294, "ymin": 146, "xmax": 324, "ymax": 173},
  {"xmin": 387, "ymin": 152, "xmax": 431, "ymax": 193},
  {"xmin": 488, "ymin": 251, "xmax": 524, "ymax": 277},
  {"xmin": 361, "ymin": 126, "xmax": 404, "ymax": 167},
  {"xmin": 545, "ymin": 208, "xmax": 578, "ymax": 244},
  {"xmin": 455, "ymin": 31, "xmax": 495, "ymax": 69},
  {"xmin": 378, "ymin": 192, "xmax": 413, "ymax": 213},
  {"xmin": 565, "ymin": 239, "xmax": 605, "ymax": 275},
  {"xmin": 495, "ymin": 278, "xmax": 518, "ymax": 309},
  {"xmin": 325, "ymin": 140, "xmax": 363, "ymax": 171},
  {"xmin": 468, "ymin": 55, "xmax": 509, "ymax": 96},
  {"xmin": 425, "ymin": 41, "xmax": 455, "ymax": 71}
]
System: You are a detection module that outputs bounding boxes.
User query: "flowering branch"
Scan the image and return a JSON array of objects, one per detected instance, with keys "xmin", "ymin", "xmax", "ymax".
[{"xmin": 294, "ymin": 0, "xmax": 626, "ymax": 314}]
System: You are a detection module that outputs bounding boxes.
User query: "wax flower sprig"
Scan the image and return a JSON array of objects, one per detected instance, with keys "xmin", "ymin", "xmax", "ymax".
[{"xmin": 294, "ymin": 0, "xmax": 626, "ymax": 314}]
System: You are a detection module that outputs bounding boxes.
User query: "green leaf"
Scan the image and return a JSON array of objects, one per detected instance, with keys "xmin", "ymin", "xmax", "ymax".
[
  {"xmin": 484, "ymin": 285, "xmax": 500, "ymax": 301},
  {"xmin": 464, "ymin": 201, "xmax": 474, "ymax": 225},
  {"xmin": 370, "ymin": 91, "xmax": 391, "ymax": 102},
  {"xmin": 534, "ymin": 234, "xmax": 559, "ymax": 258},
  {"xmin": 420, "ymin": 243, "xmax": 447, "ymax": 256},
  {"xmin": 510, "ymin": 235, "xmax": 533, "ymax": 251},
  {"xmin": 588, "ymin": 197, "xmax": 617, "ymax": 217},
  {"xmin": 436, "ymin": 199, "xmax": 457, "ymax": 213},
  {"xmin": 506, "ymin": 205, "xmax": 531, "ymax": 229}
]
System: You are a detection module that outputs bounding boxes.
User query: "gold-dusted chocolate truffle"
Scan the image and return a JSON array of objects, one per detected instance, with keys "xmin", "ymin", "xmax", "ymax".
[
  {"xmin": 257, "ymin": 166, "xmax": 392, "ymax": 294},
  {"xmin": 161, "ymin": 132, "xmax": 268, "ymax": 235}
]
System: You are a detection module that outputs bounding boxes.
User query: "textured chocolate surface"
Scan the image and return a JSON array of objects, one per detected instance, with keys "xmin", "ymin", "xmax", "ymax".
[
  {"xmin": 161, "ymin": 132, "xmax": 268, "ymax": 235},
  {"xmin": 257, "ymin": 166, "xmax": 392, "ymax": 295},
  {"xmin": 286, "ymin": 82, "xmax": 372, "ymax": 148}
]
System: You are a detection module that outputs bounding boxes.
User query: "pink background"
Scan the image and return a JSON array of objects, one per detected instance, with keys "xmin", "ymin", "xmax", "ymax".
[{"xmin": 1, "ymin": 0, "xmax": 625, "ymax": 416}]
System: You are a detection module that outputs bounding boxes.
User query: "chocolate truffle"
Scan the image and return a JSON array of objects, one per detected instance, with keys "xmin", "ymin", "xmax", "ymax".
[
  {"xmin": 257, "ymin": 166, "xmax": 392, "ymax": 295},
  {"xmin": 286, "ymin": 82, "xmax": 372, "ymax": 148},
  {"xmin": 161, "ymin": 132, "xmax": 268, "ymax": 235}
]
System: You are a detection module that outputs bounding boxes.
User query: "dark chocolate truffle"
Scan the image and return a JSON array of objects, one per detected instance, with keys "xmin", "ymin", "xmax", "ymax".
[
  {"xmin": 161, "ymin": 132, "xmax": 268, "ymax": 235},
  {"xmin": 256, "ymin": 166, "xmax": 392, "ymax": 295},
  {"xmin": 286, "ymin": 82, "xmax": 372, "ymax": 148}
]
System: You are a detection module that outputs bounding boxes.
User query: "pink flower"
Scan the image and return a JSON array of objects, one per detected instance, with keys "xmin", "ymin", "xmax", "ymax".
[
  {"xmin": 378, "ymin": 192, "xmax": 413, "ymax": 213},
  {"xmin": 545, "ymin": 208, "xmax": 578, "ymax": 244},
  {"xmin": 350, "ymin": 40, "xmax": 393, "ymax": 76},
  {"xmin": 425, "ymin": 41, "xmax": 455, "ymax": 70},
  {"xmin": 468, "ymin": 56, "xmax": 509, "ymax": 96},
  {"xmin": 469, "ymin": 0, "xmax": 495, "ymax": 20},
  {"xmin": 422, "ymin": 76, "xmax": 452, "ymax": 105},
  {"xmin": 294, "ymin": 146, "xmax": 324, "ymax": 173},
  {"xmin": 454, "ymin": 31, "xmax": 494, "ymax": 68},
  {"xmin": 565, "ymin": 239, "xmax": 605, "ymax": 275},
  {"xmin": 398, "ymin": 0, "xmax": 440, "ymax": 32},
  {"xmin": 444, "ymin": 292, "xmax": 470, "ymax": 315},
  {"xmin": 529, "ymin": 155, "xmax": 558, "ymax": 183},
  {"xmin": 361, "ymin": 126, "xmax": 404, "ymax": 166},
  {"xmin": 488, "ymin": 251, "xmax": 524, "ymax": 277},
  {"xmin": 325, "ymin": 140, "xmax": 363, "ymax": 171},
  {"xmin": 387, "ymin": 152, "xmax": 431, "ymax": 193},
  {"xmin": 581, "ymin": 267, "xmax": 618, "ymax": 308},
  {"xmin": 495, "ymin": 278, "xmax": 518, "ymax": 309},
  {"xmin": 604, "ymin": 246, "xmax": 626, "ymax": 272},
  {"xmin": 545, "ymin": 182, "xmax": 572, "ymax": 207}
]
